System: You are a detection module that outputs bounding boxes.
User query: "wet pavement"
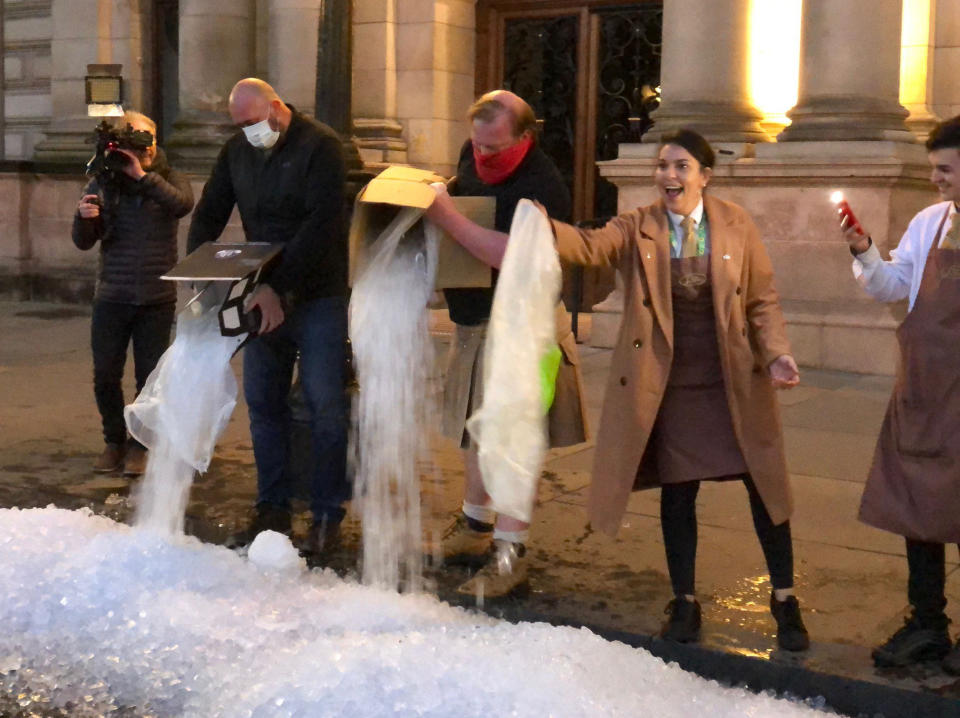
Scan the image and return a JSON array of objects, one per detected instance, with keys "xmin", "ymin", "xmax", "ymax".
[{"xmin": 2, "ymin": 300, "xmax": 960, "ymax": 717}]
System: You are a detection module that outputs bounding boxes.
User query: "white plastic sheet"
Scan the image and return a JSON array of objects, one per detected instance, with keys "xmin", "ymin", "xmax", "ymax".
[
  {"xmin": 466, "ymin": 199, "xmax": 561, "ymax": 522},
  {"xmin": 125, "ymin": 291, "xmax": 243, "ymax": 473}
]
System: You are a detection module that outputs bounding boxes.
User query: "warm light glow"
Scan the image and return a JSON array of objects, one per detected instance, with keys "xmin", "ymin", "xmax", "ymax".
[
  {"xmin": 830, "ymin": 191, "xmax": 844, "ymax": 205},
  {"xmin": 899, "ymin": 0, "xmax": 932, "ymax": 108},
  {"xmin": 748, "ymin": 0, "xmax": 802, "ymax": 136}
]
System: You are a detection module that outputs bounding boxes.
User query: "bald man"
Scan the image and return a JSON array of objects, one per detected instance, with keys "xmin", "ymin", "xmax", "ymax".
[
  {"xmin": 187, "ymin": 78, "xmax": 350, "ymax": 557},
  {"xmin": 424, "ymin": 90, "xmax": 586, "ymax": 599}
]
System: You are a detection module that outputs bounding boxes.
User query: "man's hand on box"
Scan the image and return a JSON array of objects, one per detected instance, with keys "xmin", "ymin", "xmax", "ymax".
[
  {"xmin": 78, "ymin": 194, "xmax": 101, "ymax": 219},
  {"xmin": 247, "ymin": 284, "xmax": 285, "ymax": 334},
  {"xmin": 424, "ymin": 181, "xmax": 460, "ymax": 229}
]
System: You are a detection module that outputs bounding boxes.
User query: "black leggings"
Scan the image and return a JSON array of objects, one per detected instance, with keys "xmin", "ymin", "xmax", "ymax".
[
  {"xmin": 660, "ymin": 477, "xmax": 794, "ymax": 596},
  {"xmin": 906, "ymin": 539, "xmax": 959, "ymax": 627}
]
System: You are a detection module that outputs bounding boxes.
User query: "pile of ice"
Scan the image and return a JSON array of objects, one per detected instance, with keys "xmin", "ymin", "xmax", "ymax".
[{"xmin": 0, "ymin": 507, "xmax": 834, "ymax": 717}]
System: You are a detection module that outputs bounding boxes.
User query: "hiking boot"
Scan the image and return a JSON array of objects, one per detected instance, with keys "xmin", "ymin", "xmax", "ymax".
[
  {"xmin": 872, "ymin": 615, "xmax": 951, "ymax": 668},
  {"xmin": 303, "ymin": 518, "xmax": 342, "ymax": 557},
  {"xmin": 123, "ymin": 444, "xmax": 147, "ymax": 477},
  {"xmin": 770, "ymin": 593, "xmax": 810, "ymax": 652},
  {"xmin": 227, "ymin": 503, "xmax": 292, "ymax": 549},
  {"xmin": 660, "ymin": 597, "xmax": 702, "ymax": 643},
  {"xmin": 93, "ymin": 443, "xmax": 124, "ymax": 473},
  {"xmin": 425, "ymin": 513, "xmax": 493, "ymax": 566},
  {"xmin": 456, "ymin": 540, "xmax": 528, "ymax": 599},
  {"xmin": 942, "ymin": 639, "xmax": 960, "ymax": 676}
]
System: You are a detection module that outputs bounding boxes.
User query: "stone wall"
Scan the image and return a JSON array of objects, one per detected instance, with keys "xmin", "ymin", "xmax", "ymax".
[
  {"xmin": 3, "ymin": 0, "xmax": 52, "ymax": 160},
  {"xmin": 0, "ymin": 169, "xmax": 244, "ymax": 302}
]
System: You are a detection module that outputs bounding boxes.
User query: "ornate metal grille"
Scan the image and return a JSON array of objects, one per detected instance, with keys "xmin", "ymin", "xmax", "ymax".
[
  {"xmin": 503, "ymin": 15, "xmax": 580, "ymax": 204},
  {"xmin": 594, "ymin": 5, "xmax": 662, "ymax": 218}
]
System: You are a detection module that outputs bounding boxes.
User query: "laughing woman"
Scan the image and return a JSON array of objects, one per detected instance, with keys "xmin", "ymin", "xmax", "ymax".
[{"xmin": 550, "ymin": 129, "xmax": 809, "ymax": 651}]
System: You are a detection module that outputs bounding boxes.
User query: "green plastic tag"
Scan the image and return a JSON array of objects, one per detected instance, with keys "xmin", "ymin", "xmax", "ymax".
[{"xmin": 540, "ymin": 344, "xmax": 563, "ymax": 413}]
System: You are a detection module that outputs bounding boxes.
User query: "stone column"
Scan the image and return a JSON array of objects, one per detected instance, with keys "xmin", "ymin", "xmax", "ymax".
[
  {"xmin": 268, "ymin": 0, "xmax": 322, "ymax": 116},
  {"xmin": 352, "ymin": 0, "xmax": 407, "ymax": 167},
  {"xmin": 646, "ymin": 0, "xmax": 767, "ymax": 144},
  {"xmin": 900, "ymin": 0, "xmax": 939, "ymax": 140},
  {"xmin": 778, "ymin": 0, "xmax": 912, "ymax": 142},
  {"xmin": 166, "ymin": 0, "xmax": 256, "ymax": 172},
  {"xmin": 34, "ymin": 0, "xmax": 150, "ymax": 163}
]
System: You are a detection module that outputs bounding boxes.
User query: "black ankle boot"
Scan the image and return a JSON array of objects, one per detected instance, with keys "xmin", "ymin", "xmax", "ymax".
[
  {"xmin": 660, "ymin": 597, "xmax": 701, "ymax": 643},
  {"xmin": 770, "ymin": 593, "xmax": 810, "ymax": 651}
]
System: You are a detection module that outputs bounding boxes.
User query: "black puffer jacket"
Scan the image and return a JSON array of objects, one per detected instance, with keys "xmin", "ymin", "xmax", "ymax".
[{"xmin": 72, "ymin": 148, "xmax": 194, "ymax": 305}]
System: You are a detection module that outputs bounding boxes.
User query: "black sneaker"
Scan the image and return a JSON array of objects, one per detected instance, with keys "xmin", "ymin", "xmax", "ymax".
[
  {"xmin": 227, "ymin": 503, "xmax": 292, "ymax": 548},
  {"xmin": 770, "ymin": 593, "xmax": 810, "ymax": 651},
  {"xmin": 872, "ymin": 615, "xmax": 951, "ymax": 668},
  {"xmin": 660, "ymin": 597, "xmax": 702, "ymax": 643},
  {"xmin": 942, "ymin": 639, "xmax": 960, "ymax": 676}
]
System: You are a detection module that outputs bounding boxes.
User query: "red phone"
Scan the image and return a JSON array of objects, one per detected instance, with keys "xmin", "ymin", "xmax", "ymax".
[{"xmin": 831, "ymin": 191, "xmax": 863, "ymax": 236}]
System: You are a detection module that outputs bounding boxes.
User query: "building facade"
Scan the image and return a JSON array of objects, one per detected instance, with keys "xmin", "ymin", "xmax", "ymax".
[{"xmin": 1, "ymin": 0, "xmax": 958, "ymax": 373}]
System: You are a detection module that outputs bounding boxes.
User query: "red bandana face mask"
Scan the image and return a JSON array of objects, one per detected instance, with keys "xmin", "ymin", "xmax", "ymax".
[{"xmin": 473, "ymin": 135, "xmax": 533, "ymax": 185}]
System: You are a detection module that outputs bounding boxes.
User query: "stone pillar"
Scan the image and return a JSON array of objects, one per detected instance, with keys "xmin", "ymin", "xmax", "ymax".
[
  {"xmin": 900, "ymin": 0, "xmax": 939, "ymax": 140},
  {"xmin": 778, "ymin": 0, "xmax": 912, "ymax": 142},
  {"xmin": 166, "ymin": 0, "xmax": 256, "ymax": 172},
  {"xmin": 395, "ymin": 0, "xmax": 475, "ymax": 176},
  {"xmin": 34, "ymin": 0, "xmax": 150, "ymax": 163},
  {"xmin": 268, "ymin": 0, "xmax": 322, "ymax": 116},
  {"xmin": 352, "ymin": 0, "xmax": 407, "ymax": 167},
  {"xmin": 646, "ymin": 0, "xmax": 767, "ymax": 144}
]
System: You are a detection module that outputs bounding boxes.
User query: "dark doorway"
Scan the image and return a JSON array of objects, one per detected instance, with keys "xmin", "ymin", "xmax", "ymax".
[
  {"xmin": 477, "ymin": 0, "xmax": 662, "ymax": 310},
  {"xmin": 149, "ymin": 0, "xmax": 179, "ymax": 145}
]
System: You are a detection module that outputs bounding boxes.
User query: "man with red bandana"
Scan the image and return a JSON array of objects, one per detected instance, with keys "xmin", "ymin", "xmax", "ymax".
[{"xmin": 425, "ymin": 90, "xmax": 587, "ymax": 598}]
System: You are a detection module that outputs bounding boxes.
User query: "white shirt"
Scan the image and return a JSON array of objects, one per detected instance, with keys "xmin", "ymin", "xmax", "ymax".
[
  {"xmin": 853, "ymin": 200, "xmax": 956, "ymax": 311},
  {"xmin": 666, "ymin": 199, "xmax": 706, "ymax": 259}
]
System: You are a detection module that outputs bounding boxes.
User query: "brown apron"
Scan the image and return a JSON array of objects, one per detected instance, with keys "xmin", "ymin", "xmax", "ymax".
[
  {"xmin": 650, "ymin": 251, "xmax": 749, "ymax": 484},
  {"xmin": 860, "ymin": 208, "xmax": 960, "ymax": 542}
]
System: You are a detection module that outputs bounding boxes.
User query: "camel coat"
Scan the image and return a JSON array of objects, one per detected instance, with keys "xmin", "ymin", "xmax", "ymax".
[{"xmin": 552, "ymin": 195, "xmax": 793, "ymax": 535}]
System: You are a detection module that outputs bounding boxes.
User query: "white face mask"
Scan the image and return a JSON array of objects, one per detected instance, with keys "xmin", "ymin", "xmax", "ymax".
[{"xmin": 242, "ymin": 117, "xmax": 280, "ymax": 149}]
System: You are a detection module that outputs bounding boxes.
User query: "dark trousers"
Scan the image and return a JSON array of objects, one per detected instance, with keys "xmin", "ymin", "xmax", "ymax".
[
  {"xmin": 242, "ymin": 295, "xmax": 350, "ymax": 523},
  {"xmin": 91, "ymin": 300, "xmax": 175, "ymax": 446},
  {"xmin": 660, "ymin": 476, "xmax": 795, "ymax": 597},
  {"xmin": 906, "ymin": 539, "xmax": 958, "ymax": 628}
]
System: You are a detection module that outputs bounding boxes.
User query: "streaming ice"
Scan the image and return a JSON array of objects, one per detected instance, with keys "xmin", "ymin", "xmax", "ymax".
[
  {"xmin": 0, "ymin": 508, "xmax": 834, "ymax": 717},
  {"xmin": 125, "ymin": 288, "xmax": 244, "ymax": 535},
  {"xmin": 349, "ymin": 207, "xmax": 438, "ymax": 591}
]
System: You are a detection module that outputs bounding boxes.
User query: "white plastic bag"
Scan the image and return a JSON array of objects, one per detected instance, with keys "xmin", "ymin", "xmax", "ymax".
[
  {"xmin": 466, "ymin": 199, "xmax": 561, "ymax": 522},
  {"xmin": 125, "ymin": 291, "xmax": 243, "ymax": 473}
]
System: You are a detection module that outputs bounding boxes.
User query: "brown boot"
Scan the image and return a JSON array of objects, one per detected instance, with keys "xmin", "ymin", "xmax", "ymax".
[
  {"xmin": 425, "ymin": 513, "xmax": 493, "ymax": 566},
  {"xmin": 123, "ymin": 444, "xmax": 147, "ymax": 477},
  {"xmin": 456, "ymin": 540, "xmax": 529, "ymax": 599},
  {"xmin": 93, "ymin": 443, "xmax": 124, "ymax": 473}
]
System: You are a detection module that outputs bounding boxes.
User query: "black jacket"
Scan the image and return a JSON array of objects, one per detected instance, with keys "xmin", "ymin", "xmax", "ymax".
[
  {"xmin": 186, "ymin": 109, "xmax": 348, "ymax": 303},
  {"xmin": 444, "ymin": 139, "xmax": 571, "ymax": 326},
  {"xmin": 72, "ymin": 148, "xmax": 194, "ymax": 305}
]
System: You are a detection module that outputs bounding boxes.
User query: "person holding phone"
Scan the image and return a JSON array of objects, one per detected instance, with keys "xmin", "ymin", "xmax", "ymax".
[
  {"xmin": 841, "ymin": 115, "xmax": 960, "ymax": 673},
  {"xmin": 72, "ymin": 110, "xmax": 194, "ymax": 477}
]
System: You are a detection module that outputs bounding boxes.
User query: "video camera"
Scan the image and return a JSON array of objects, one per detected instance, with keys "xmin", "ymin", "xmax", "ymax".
[{"xmin": 85, "ymin": 119, "xmax": 153, "ymax": 181}]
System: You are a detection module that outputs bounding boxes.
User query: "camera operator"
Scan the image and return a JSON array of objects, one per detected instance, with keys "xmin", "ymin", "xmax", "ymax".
[{"xmin": 72, "ymin": 110, "xmax": 194, "ymax": 476}]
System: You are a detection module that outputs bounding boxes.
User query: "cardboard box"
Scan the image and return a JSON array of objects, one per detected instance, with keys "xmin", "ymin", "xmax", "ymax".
[{"xmin": 349, "ymin": 166, "xmax": 494, "ymax": 289}]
